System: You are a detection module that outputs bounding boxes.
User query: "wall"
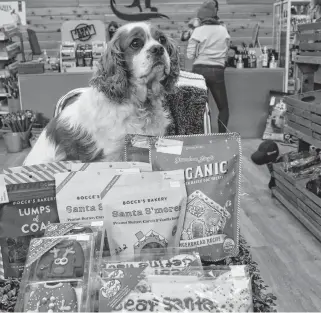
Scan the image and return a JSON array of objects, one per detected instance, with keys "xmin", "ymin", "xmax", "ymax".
[{"xmin": 20, "ymin": 0, "xmax": 274, "ymax": 57}]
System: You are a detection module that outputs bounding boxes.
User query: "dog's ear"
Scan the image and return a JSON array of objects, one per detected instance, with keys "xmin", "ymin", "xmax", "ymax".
[
  {"xmin": 162, "ymin": 37, "xmax": 180, "ymax": 93},
  {"xmin": 90, "ymin": 35, "xmax": 129, "ymax": 103}
]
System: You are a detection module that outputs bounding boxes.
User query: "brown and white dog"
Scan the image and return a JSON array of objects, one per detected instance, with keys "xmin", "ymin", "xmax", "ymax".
[{"xmin": 24, "ymin": 22, "xmax": 179, "ymax": 165}]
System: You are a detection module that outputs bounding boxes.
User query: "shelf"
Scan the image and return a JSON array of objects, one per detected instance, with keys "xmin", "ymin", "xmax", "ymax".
[
  {"xmin": 61, "ymin": 67, "xmax": 94, "ymax": 73},
  {"xmin": 285, "ymin": 125, "xmax": 321, "ymax": 148},
  {"xmin": 0, "ymin": 54, "xmax": 17, "ymax": 61},
  {"xmin": 272, "ymin": 162, "xmax": 321, "ymax": 242},
  {"xmin": 294, "ymin": 55, "xmax": 321, "ymax": 65},
  {"xmin": 0, "ymin": 29, "xmax": 20, "ymax": 41},
  {"xmin": 272, "ymin": 189, "xmax": 321, "ymax": 242}
]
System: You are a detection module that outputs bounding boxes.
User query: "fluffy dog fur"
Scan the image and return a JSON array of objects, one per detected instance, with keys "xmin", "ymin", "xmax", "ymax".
[{"xmin": 24, "ymin": 22, "xmax": 179, "ymax": 165}]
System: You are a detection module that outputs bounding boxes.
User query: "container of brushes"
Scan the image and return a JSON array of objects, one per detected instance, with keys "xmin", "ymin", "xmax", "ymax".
[
  {"xmin": 3, "ymin": 132, "xmax": 23, "ymax": 153},
  {"xmin": 19, "ymin": 130, "xmax": 31, "ymax": 148}
]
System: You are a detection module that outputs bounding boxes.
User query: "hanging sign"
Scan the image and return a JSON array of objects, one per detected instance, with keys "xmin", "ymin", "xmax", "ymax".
[
  {"xmin": 0, "ymin": 1, "xmax": 26, "ymax": 26},
  {"xmin": 110, "ymin": 0, "xmax": 169, "ymax": 21},
  {"xmin": 70, "ymin": 24, "xmax": 97, "ymax": 42},
  {"xmin": 61, "ymin": 20, "xmax": 106, "ymax": 44}
]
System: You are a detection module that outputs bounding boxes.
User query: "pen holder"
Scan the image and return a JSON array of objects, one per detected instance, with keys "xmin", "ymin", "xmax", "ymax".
[
  {"xmin": 3, "ymin": 132, "xmax": 23, "ymax": 153},
  {"xmin": 18, "ymin": 131, "xmax": 31, "ymax": 149}
]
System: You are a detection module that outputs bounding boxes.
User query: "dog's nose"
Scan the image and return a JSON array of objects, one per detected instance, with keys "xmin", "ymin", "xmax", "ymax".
[{"xmin": 149, "ymin": 45, "xmax": 164, "ymax": 56}]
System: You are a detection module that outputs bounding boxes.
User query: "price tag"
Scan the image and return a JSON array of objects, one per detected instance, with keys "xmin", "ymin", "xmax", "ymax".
[
  {"xmin": 76, "ymin": 234, "xmax": 90, "ymax": 241},
  {"xmin": 170, "ymin": 181, "xmax": 180, "ymax": 188},
  {"xmin": 155, "ymin": 138, "xmax": 183, "ymax": 155}
]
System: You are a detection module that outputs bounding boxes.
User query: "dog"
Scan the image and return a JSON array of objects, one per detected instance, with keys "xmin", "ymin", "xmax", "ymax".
[{"xmin": 24, "ymin": 22, "xmax": 180, "ymax": 165}]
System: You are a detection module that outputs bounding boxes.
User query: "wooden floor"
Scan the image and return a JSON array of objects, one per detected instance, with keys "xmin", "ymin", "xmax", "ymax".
[{"xmin": 1, "ymin": 138, "xmax": 321, "ymax": 312}]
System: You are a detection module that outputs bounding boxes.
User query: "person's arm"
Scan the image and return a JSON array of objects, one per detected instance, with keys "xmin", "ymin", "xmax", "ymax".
[
  {"xmin": 186, "ymin": 28, "xmax": 201, "ymax": 60},
  {"xmin": 186, "ymin": 38, "xmax": 199, "ymax": 60},
  {"xmin": 225, "ymin": 27, "xmax": 231, "ymax": 47},
  {"xmin": 225, "ymin": 28, "xmax": 231, "ymax": 63}
]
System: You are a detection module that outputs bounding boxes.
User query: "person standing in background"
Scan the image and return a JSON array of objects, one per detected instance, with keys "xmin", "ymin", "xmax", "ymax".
[
  {"xmin": 186, "ymin": 0, "xmax": 230, "ymax": 133},
  {"xmin": 107, "ymin": 21, "xmax": 119, "ymax": 41}
]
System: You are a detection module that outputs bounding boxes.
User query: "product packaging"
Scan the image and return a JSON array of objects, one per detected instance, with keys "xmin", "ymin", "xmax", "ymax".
[
  {"xmin": 3, "ymin": 161, "xmax": 77, "ymax": 175},
  {"xmin": 285, "ymin": 154, "xmax": 320, "ymax": 173},
  {"xmin": 54, "ymin": 168, "xmax": 141, "ymax": 223},
  {"xmin": 44, "ymin": 221, "xmax": 104, "ymax": 268},
  {"xmin": 262, "ymin": 90, "xmax": 289, "ymax": 142},
  {"xmin": 14, "ymin": 234, "xmax": 95, "ymax": 313},
  {"xmin": 98, "ymin": 264, "xmax": 252, "ymax": 312},
  {"xmin": 0, "ymin": 172, "xmax": 59, "ymax": 278},
  {"xmin": 98, "ymin": 170, "xmax": 186, "ymax": 257},
  {"xmin": 69, "ymin": 161, "xmax": 152, "ymax": 172},
  {"xmin": 100, "ymin": 247, "xmax": 202, "ymax": 275},
  {"xmin": 123, "ymin": 134, "xmax": 153, "ymax": 163},
  {"xmin": 102, "ymin": 170, "xmax": 187, "ymax": 260},
  {"xmin": 124, "ymin": 133, "xmax": 241, "ymax": 262},
  {"xmin": 96, "ymin": 248, "xmax": 202, "ymax": 312}
]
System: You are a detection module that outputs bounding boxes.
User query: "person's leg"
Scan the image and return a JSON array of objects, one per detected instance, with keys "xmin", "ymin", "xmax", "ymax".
[
  {"xmin": 192, "ymin": 65, "xmax": 229, "ymax": 133},
  {"xmin": 208, "ymin": 67, "xmax": 229, "ymax": 133}
]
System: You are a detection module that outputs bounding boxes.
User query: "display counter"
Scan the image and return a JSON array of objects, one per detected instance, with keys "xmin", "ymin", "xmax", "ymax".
[
  {"xmin": 221, "ymin": 67, "xmax": 284, "ymax": 137},
  {"xmin": 18, "ymin": 67, "xmax": 284, "ymax": 138}
]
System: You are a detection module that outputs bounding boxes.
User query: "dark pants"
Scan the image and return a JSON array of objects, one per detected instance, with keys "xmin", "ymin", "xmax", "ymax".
[{"xmin": 192, "ymin": 64, "xmax": 229, "ymax": 133}]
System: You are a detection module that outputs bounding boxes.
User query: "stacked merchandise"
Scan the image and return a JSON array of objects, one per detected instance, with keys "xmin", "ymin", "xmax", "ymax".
[
  {"xmin": 60, "ymin": 41, "xmax": 106, "ymax": 73},
  {"xmin": 0, "ymin": 23, "xmax": 20, "ymax": 114},
  {"xmin": 281, "ymin": 149, "xmax": 321, "ymax": 180},
  {"xmin": 0, "ymin": 23, "xmax": 20, "ymax": 76},
  {"xmin": 272, "ymin": 148, "xmax": 321, "ymax": 212},
  {"xmin": 227, "ymin": 45, "xmax": 278, "ymax": 69},
  {"xmin": 0, "ymin": 133, "xmax": 277, "ymax": 312}
]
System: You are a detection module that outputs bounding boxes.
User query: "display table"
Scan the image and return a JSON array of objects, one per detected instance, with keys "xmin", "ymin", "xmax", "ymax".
[
  {"xmin": 19, "ymin": 68, "xmax": 284, "ymax": 138},
  {"xmin": 222, "ymin": 68, "xmax": 284, "ymax": 138}
]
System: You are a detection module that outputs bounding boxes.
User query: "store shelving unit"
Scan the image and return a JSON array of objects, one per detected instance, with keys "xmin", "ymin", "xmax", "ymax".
[
  {"xmin": 272, "ymin": 22, "xmax": 321, "ymax": 242},
  {"xmin": 273, "ymin": 0, "xmax": 311, "ymax": 92},
  {"xmin": 0, "ymin": 24, "xmax": 23, "ymax": 115}
]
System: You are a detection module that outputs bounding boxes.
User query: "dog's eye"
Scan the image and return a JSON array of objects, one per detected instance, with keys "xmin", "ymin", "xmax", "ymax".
[
  {"xmin": 130, "ymin": 39, "xmax": 143, "ymax": 49},
  {"xmin": 159, "ymin": 36, "xmax": 167, "ymax": 45}
]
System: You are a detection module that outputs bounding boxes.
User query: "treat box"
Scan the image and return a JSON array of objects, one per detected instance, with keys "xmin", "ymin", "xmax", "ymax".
[
  {"xmin": 0, "ymin": 42, "xmax": 20, "ymax": 60},
  {"xmin": 61, "ymin": 61, "xmax": 77, "ymax": 69},
  {"xmin": 3, "ymin": 161, "xmax": 77, "ymax": 174},
  {"xmin": 15, "ymin": 234, "xmax": 95, "ymax": 312},
  {"xmin": 23, "ymin": 234, "xmax": 95, "ymax": 282},
  {"xmin": 60, "ymin": 42, "xmax": 76, "ymax": 60},
  {"xmin": 0, "ymin": 24, "xmax": 19, "ymax": 41},
  {"xmin": 98, "ymin": 265, "xmax": 253, "ymax": 312},
  {"xmin": 100, "ymin": 247, "xmax": 202, "ymax": 276},
  {"xmin": 70, "ymin": 161, "xmax": 152, "ymax": 172},
  {"xmin": 7, "ymin": 60, "xmax": 19, "ymax": 72}
]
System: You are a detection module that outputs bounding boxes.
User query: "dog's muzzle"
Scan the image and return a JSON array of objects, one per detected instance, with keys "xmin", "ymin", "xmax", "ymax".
[{"xmin": 149, "ymin": 45, "xmax": 164, "ymax": 56}]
